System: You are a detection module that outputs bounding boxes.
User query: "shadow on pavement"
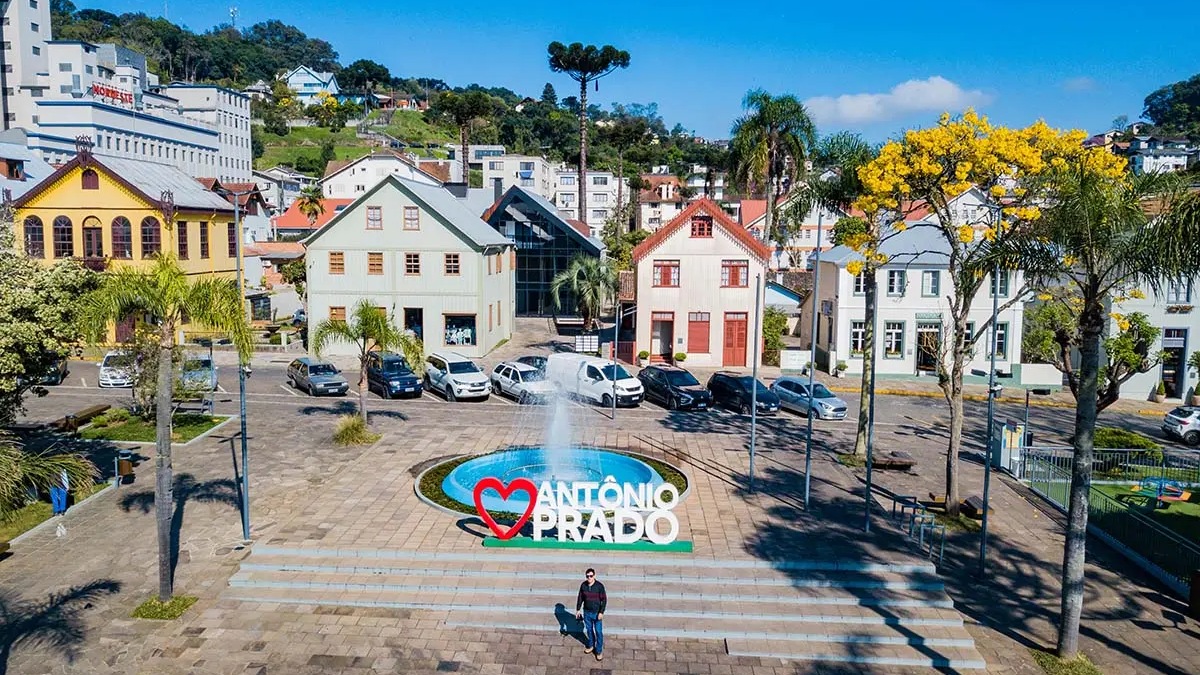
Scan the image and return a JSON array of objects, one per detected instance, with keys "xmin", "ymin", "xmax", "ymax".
[{"xmin": 0, "ymin": 579, "xmax": 121, "ymax": 675}]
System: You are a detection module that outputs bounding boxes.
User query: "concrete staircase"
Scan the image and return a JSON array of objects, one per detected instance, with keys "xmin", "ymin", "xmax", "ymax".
[{"xmin": 228, "ymin": 546, "xmax": 986, "ymax": 671}]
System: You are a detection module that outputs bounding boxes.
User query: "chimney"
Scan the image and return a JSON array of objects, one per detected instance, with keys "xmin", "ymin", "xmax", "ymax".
[{"xmin": 493, "ymin": 177, "xmax": 504, "ymax": 202}]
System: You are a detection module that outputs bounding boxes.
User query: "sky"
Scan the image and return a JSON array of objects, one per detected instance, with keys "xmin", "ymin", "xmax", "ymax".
[{"xmin": 91, "ymin": 0, "xmax": 1200, "ymax": 142}]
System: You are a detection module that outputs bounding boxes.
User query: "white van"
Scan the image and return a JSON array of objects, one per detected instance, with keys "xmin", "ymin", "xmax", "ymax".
[{"xmin": 546, "ymin": 353, "xmax": 644, "ymax": 407}]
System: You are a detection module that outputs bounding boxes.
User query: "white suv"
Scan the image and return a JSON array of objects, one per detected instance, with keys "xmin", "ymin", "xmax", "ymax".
[{"xmin": 425, "ymin": 352, "xmax": 490, "ymax": 401}]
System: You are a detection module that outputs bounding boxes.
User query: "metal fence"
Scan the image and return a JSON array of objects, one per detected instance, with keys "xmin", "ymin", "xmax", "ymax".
[{"xmin": 1024, "ymin": 448, "xmax": 1200, "ymax": 596}]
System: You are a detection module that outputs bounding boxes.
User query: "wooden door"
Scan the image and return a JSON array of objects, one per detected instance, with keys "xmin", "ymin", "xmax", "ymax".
[{"xmin": 723, "ymin": 312, "xmax": 748, "ymax": 366}]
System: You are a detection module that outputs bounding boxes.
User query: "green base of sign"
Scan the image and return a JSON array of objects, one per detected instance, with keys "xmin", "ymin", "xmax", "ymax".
[{"xmin": 482, "ymin": 537, "xmax": 694, "ymax": 552}]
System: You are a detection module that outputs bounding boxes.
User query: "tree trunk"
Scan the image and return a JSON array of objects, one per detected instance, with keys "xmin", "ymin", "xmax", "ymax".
[
  {"xmin": 357, "ymin": 359, "xmax": 369, "ymax": 425},
  {"xmin": 1057, "ymin": 298, "xmax": 1103, "ymax": 658},
  {"xmin": 852, "ymin": 276, "xmax": 877, "ymax": 457},
  {"xmin": 154, "ymin": 330, "xmax": 176, "ymax": 602},
  {"xmin": 764, "ymin": 138, "xmax": 774, "ymax": 249},
  {"xmin": 944, "ymin": 357, "xmax": 964, "ymax": 517},
  {"xmin": 460, "ymin": 125, "xmax": 470, "ymax": 187},
  {"xmin": 578, "ymin": 79, "xmax": 589, "ymax": 229}
]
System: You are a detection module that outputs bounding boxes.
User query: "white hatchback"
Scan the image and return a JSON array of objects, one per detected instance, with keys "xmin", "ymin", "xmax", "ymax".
[{"xmin": 490, "ymin": 361, "xmax": 555, "ymax": 404}]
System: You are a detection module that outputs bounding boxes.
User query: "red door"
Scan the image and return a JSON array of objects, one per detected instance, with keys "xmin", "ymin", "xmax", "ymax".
[{"xmin": 723, "ymin": 312, "xmax": 748, "ymax": 366}]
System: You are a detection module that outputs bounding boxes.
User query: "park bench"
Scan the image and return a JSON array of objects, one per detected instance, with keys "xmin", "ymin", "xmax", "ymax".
[
  {"xmin": 50, "ymin": 404, "xmax": 111, "ymax": 433},
  {"xmin": 960, "ymin": 495, "xmax": 986, "ymax": 519},
  {"xmin": 172, "ymin": 392, "xmax": 214, "ymax": 415},
  {"xmin": 872, "ymin": 451, "xmax": 916, "ymax": 471}
]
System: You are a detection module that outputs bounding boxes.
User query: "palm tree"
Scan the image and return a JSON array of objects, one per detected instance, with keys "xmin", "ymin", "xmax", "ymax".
[
  {"xmin": 599, "ymin": 117, "xmax": 648, "ymax": 224},
  {"xmin": 311, "ymin": 299, "xmax": 423, "ymax": 424},
  {"xmin": 728, "ymin": 89, "xmax": 817, "ymax": 250},
  {"xmin": 547, "ymin": 42, "xmax": 631, "ymax": 221},
  {"xmin": 1021, "ymin": 168, "xmax": 1200, "ymax": 657},
  {"xmin": 82, "ymin": 255, "xmax": 252, "ymax": 602},
  {"xmin": 550, "ymin": 255, "xmax": 617, "ymax": 331},
  {"xmin": 0, "ymin": 436, "xmax": 96, "ymax": 520},
  {"xmin": 436, "ymin": 91, "xmax": 496, "ymax": 187},
  {"xmin": 296, "ymin": 185, "xmax": 325, "ymax": 226}
]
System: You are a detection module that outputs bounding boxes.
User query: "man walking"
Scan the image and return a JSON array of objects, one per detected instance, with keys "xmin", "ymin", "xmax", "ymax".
[
  {"xmin": 575, "ymin": 567, "xmax": 607, "ymax": 661},
  {"xmin": 50, "ymin": 469, "xmax": 69, "ymax": 516}
]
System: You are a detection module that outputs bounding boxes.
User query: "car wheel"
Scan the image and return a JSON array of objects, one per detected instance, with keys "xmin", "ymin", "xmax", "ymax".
[
  {"xmin": 305, "ymin": 382, "xmax": 314, "ymax": 396},
  {"xmin": 1185, "ymin": 431, "xmax": 1200, "ymax": 446},
  {"xmin": 667, "ymin": 396, "xmax": 678, "ymax": 411},
  {"xmin": 602, "ymin": 394, "xmax": 613, "ymax": 408},
  {"xmin": 518, "ymin": 392, "xmax": 530, "ymax": 405},
  {"xmin": 493, "ymin": 381, "xmax": 503, "ymax": 396},
  {"xmin": 740, "ymin": 402, "xmax": 750, "ymax": 415},
  {"xmin": 446, "ymin": 387, "xmax": 456, "ymax": 402}
]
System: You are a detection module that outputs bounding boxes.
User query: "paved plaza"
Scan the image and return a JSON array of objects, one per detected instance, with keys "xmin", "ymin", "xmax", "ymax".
[{"xmin": 1, "ymin": 323, "xmax": 1197, "ymax": 674}]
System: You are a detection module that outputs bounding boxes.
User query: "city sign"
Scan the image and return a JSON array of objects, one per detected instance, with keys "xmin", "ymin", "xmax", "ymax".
[{"xmin": 90, "ymin": 83, "xmax": 134, "ymax": 105}]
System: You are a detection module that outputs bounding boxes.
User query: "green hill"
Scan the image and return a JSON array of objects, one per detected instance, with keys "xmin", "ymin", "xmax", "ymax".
[{"xmin": 256, "ymin": 111, "xmax": 458, "ymax": 175}]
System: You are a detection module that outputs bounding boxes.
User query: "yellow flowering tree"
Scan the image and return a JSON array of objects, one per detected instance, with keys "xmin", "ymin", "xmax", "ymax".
[{"xmin": 854, "ymin": 110, "xmax": 1127, "ymax": 516}]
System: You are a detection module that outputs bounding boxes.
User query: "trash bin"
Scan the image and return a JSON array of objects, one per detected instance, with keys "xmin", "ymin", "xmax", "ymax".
[
  {"xmin": 1190, "ymin": 570, "xmax": 1200, "ymax": 620},
  {"xmin": 64, "ymin": 414, "xmax": 77, "ymax": 433},
  {"xmin": 117, "ymin": 449, "xmax": 134, "ymax": 479}
]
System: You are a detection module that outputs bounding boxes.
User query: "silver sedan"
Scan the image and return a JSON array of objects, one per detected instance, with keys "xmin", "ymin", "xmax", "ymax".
[{"xmin": 770, "ymin": 376, "xmax": 849, "ymax": 420}]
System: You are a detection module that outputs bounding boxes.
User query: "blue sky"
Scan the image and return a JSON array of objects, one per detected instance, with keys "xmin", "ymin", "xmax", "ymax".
[{"xmin": 94, "ymin": 1, "xmax": 1200, "ymax": 141}]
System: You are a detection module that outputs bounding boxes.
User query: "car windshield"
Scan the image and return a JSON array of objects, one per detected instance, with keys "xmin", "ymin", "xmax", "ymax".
[
  {"xmin": 811, "ymin": 383, "xmax": 836, "ymax": 398},
  {"xmin": 665, "ymin": 370, "xmax": 700, "ymax": 387},
  {"xmin": 309, "ymin": 364, "xmax": 338, "ymax": 376},
  {"xmin": 738, "ymin": 377, "xmax": 771, "ymax": 394},
  {"xmin": 184, "ymin": 358, "xmax": 212, "ymax": 372},
  {"xmin": 449, "ymin": 361, "xmax": 480, "ymax": 374},
  {"xmin": 382, "ymin": 360, "xmax": 411, "ymax": 375},
  {"xmin": 521, "ymin": 369, "xmax": 547, "ymax": 382},
  {"xmin": 601, "ymin": 364, "xmax": 631, "ymax": 381},
  {"xmin": 102, "ymin": 354, "xmax": 133, "ymax": 369},
  {"xmin": 1169, "ymin": 407, "xmax": 1196, "ymax": 418}
]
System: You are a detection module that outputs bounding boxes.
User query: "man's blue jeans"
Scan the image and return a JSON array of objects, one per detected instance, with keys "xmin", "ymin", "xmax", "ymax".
[
  {"xmin": 583, "ymin": 611, "xmax": 603, "ymax": 655},
  {"xmin": 50, "ymin": 487, "xmax": 67, "ymax": 515}
]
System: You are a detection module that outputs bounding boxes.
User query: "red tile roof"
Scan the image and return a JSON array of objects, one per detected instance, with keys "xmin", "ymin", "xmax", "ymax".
[
  {"xmin": 417, "ymin": 160, "xmax": 452, "ymax": 183},
  {"xmin": 632, "ymin": 198, "xmax": 771, "ymax": 263},
  {"xmin": 639, "ymin": 174, "xmax": 684, "ymax": 203},
  {"xmin": 246, "ymin": 241, "xmax": 306, "ymax": 258},
  {"xmin": 323, "ymin": 159, "xmax": 354, "ymax": 178},
  {"xmin": 273, "ymin": 198, "xmax": 354, "ymax": 231},
  {"xmin": 566, "ymin": 219, "xmax": 591, "ymax": 236},
  {"xmin": 196, "ymin": 177, "xmax": 220, "ymax": 190},
  {"xmin": 739, "ymin": 199, "xmax": 767, "ymax": 227}
]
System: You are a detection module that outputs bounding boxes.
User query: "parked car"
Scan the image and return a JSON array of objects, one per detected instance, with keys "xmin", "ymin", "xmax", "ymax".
[
  {"xmin": 706, "ymin": 371, "xmax": 780, "ymax": 415},
  {"xmin": 491, "ymin": 361, "xmax": 555, "ymax": 404},
  {"xmin": 98, "ymin": 350, "xmax": 135, "ymax": 388},
  {"xmin": 637, "ymin": 365, "xmax": 712, "ymax": 411},
  {"xmin": 366, "ymin": 351, "xmax": 423, "ymax": 399},
  {"xmin": 1162, "ymin": 406, "xmax": 1200, "ymax": 445},
  {"xmin": 287, "ymin": 357, "xmax": 349, "ymax": 396},
  {"xmin": 424, "ymin": 351, "xmax": 490, "ymax": 401},
  {"xmin": 179, "ymin": 354, "xmax": 218, "ymax": 392},
  {"xmin": 515, "ymin": 355, "xmax": 548, "ymax": 372},
  {"xmin": 771, "ymin": 376, "xmax": 848, "ymax": 420},
  {"xmin": 291, "ymin": 308, "xmax": 307, "ymax": 327},
  {"xmin": 545, "ymin": 353, "xmax": 643, "ymax": 407},
  {"xmin": 35, "ymin": 355, "xmax": 69, "ymax": 385}
]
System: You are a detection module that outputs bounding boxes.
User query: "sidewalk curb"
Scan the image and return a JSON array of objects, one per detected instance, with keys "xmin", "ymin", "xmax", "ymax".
[
  {"xmin": 10, "ymin": 482, "xmax": 114, "ymax": 545},
  {"xmin": 823, "ymin": 385, "xmax": 1169, "ymax": 416}
]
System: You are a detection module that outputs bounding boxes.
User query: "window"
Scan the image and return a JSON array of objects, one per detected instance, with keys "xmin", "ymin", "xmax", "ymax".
[
  {"xmin": 405, "ymin": 252, "xmax": 420, "ymax": 275},
  {"xmin": 176, "ymin": 222, "xmax": 189, "ymax": 259},
  {"xmin": 368, "ymin": 252, "xmax": 383, "ymax": 275},
  {"xmin": 1168, "ymin": 280, "xmax": 1192, "ymax": 303},
  {"xmin": 592, "ymin": 176, "xmax": 608, "ymax": 186},
  {"xmin": 23, "ymin": 216, "xmax": 44, "ymax": 258},
  {"xmin": 445, "ymin": 315, "xmax": 477, "ymax": 346},
  {"xmin": 497, "ymin": 300, "xmax": 501, "ymax": 328},
  {"xmin": 59, "ymin": 64, "xmax": 71, "ymax": 74},
  {"xmin": 198, "ymin": 222, "xmax": 209, "ymax": 259},
  {"xmin": 141, "ymin": 217, "xmax": 161, "ymax": 257},
  {"xmin": 990, "ymin": 271, "xmax": 1010, "ymax": 297},
  {"xmin": 590, "ymin": 209, "xmax": 607, "ymax": 220},
  {"xmin": 965, "ymin": 322, "xmax": 976, "ymax": 342},
  {"xmin": 519, "ymin": 161, "xmax": 534, "ymax": 171},
  {"xmin": 329, "ymin": 306, "xmax": 346, "ymax": 322},
  {"xmin": 444, "ymin": 253, "xmax": 460, "ymax": 275},
  {"xmin": 488, "ymin": 161, "xmax": 504, "ymax": 170},
  {"xmin": 921, "ymin": 270, "xmax": 940, "ymax": 297},
  {"xmin": 850, "ymin": 321, "xmax": 866, "ymax": 354},
  {"xmin": 721, "ymin": 259, "xmax": 749, "ymax": 287},
  {"xmin": 81, "ymin": 168, "xmax": 99, "ymax": 190},
  {"xmin": 29, "ymin": 0, "xmax": 37, "ymax": 8},
  {"xmin": 30, "ymin": 23, "xmax": 38, "ymax": 32},
  {"xmin": 884, "ymin": 321, "xmax": 904, "ymax": 358},
  {"xmin": 328, "ymin": 251, "xmax": 345, "ymax": 275},
  {"xmin": 887, "ymin": 270, "xmax": 906, "ymax": 296},
  {"xmin": 687, "ymin": 312, "xmax": 711, "ymax": 353},
  {"xmin": 653, "ymin": 260, "xmax": 680, "ymax": 287},
  {"xmin": 489, "ymin": 304, "xmax": 493, "ymax": 331},
  {"xmin": 853, "ymin": 270, "xmax": 868, "ymax": 295},
  {"xmin": 82, "ymin": 220, "xmax": 103, "ymax": 258},
  {"xmin": 992, "ymin": 323, "xmax": 1009, "ymax": 359},
  {"xmin": 593, "ymin": 193, "xmax": 608, "ymax": 203},
  {"xmin": 559, "ymin": 192, "xmax": 575, "ymax": 204},
  {"xmin": 560, "ymin": 175, "xmax": 576, "ymax": 186},
  {"xmin": 227, "ymin": 222, "xmax": 238, "ymax": 257},
  {"xmin": 690, "ymin": 215, "xmax": 713, "ymax": 238},
  {"xmin": 52, "ymin": 216, "xmax": 73, "ymax": 258},
  {"xmin": 111, "ymin": 217, "xmax": 132, "ymax": 259},
  {"xmin": 403, "ymin": 206, "xmax": 420, "ymax": 230},
  {"xmin": 366, "ymin": 206, "xmax": 382, "ymax": 230}
]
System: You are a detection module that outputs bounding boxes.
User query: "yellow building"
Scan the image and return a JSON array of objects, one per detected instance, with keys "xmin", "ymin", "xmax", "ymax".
[{"xmin": 12, "ymin": 150, "xmax": 243, "ymax": 340}]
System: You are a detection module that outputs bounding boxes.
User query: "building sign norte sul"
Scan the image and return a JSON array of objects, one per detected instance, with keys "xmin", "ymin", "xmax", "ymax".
[
  {"xmin": 90, "ymin": 83, "xmax": 134, "ymax": 106},
  {"xmin": 472, "ymin": 476, "xmax": 688, "ymax": 550}
]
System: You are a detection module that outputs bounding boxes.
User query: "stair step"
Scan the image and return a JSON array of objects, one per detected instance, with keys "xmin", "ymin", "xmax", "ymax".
[
  {"xmin": 229, "ymin": 570, "xmax": 952, "ymax": 608},
  {"xmin": 726, "ymin": 639, "xmax": 987, "ymax": 670}
]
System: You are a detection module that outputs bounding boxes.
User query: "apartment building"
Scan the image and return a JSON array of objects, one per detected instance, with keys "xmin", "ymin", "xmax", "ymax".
[{"xmin": 553, "ymin": 164, "xmax": 626, "ymax": 236}]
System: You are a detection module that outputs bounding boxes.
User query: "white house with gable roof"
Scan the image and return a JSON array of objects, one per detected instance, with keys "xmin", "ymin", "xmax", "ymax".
[{"xmin": 281, "ymin": 66, "xmax": 340, "ymax": 106}]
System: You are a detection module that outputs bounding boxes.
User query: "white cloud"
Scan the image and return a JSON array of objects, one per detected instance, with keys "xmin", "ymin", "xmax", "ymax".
[
  {"xmin": 804, "ymin": 76, "xmax": 992, "ymax": 126},
  {"xmin": 1062, "ymin": 77, "xmax": 1097, "ymax": 92}
]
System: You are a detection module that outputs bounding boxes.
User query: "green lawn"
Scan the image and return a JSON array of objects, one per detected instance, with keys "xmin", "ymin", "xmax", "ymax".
[
  {"xmin": 80, "ymin": 414, "xmax": 227, "ymax": 444},
  {"xmin": 0, "ymin": 483, "xmax": 108, "ymax": 541},
  {"xmin": 1094, "ymin": 484, "xmax": 1200, "ymax": 543},
  {"xmin": 255, "ymin": 112, "xmax": 455, "ymax": 172}
]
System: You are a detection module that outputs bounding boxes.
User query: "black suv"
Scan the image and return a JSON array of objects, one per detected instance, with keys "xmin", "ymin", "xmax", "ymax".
[
  {"xmin": 637, "ymin": 365, "xmax": 712, "ymax": 411},
  {"xmin": 366, "ymin": 351, "xmax": 423, "ymax": 399},
  {"xmin": 706, "ymin": 371, "xmax": 780, "ymax": 415}
]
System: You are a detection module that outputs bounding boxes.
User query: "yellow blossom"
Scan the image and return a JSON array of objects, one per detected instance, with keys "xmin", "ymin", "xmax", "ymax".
[
  {"xmin": 846, "ymin": 260, "xmax": 864, "ymax": 276},
  {"xmin": 957, "ymin": 225, "xmax": 974, "ymax": 243}
]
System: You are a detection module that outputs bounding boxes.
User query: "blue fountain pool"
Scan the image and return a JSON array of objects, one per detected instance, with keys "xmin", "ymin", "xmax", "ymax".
[{"xmin": 442, "ymin": 446, "xmax": 665, "ymax": 513}]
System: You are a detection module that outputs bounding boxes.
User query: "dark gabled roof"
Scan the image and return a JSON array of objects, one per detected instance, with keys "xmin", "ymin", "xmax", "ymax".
[{"xmin": 484, "ymin": 186, "xmax": 605, "ymax": 255}]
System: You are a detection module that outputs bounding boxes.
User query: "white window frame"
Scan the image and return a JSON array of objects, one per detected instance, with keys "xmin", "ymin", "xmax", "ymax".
[
  {"xmin": 887, "ymin": 270, "xmax": 906, "ymax": 297},
  {"xmin": 921, "ymin": 270, "xmax": 940, "ymax": 297},
  {"xmin": 990, "ymin": 271, "xmax": 1010, "ymax": 298},
  {"xmin": 852, "ymin": 270, "xmax": 867, "ymax": 295},
  {"xmin": 850, "ymin": 321, "xmax": 866, "ymax": 355},
  {"xmin": 884, "ymin": 321, "xmax": 905, "ymax": 359}
]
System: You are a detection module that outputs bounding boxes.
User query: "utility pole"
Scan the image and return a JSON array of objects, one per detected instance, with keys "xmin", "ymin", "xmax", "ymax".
[
  {"xmin": 803, "ymin": 209, "xmax": 824, "ymax": 508},
  {"xmin": 749, "ymin": 273, "xmax": 762, "ymax": 492}
]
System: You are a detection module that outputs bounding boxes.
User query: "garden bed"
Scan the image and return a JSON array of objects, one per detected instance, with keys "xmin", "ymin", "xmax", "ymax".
[
  {"xmin": 0, "ymin": 482, "xmax": 109, "ymax": 542},
  {"xmin": 80, "ymin": 414, "xmax": 229, "ymax": 444}
]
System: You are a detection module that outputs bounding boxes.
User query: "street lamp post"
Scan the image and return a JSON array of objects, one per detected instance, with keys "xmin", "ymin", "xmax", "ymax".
[
  {"xmin": 979, "ymin": 201, "xmax": 1005, "ymax": 572},
  {"xmin": 611, "ymin": 301, "xmax": 619, "ymax": 421},
  {"xmin": 219, "ymin": 186, "xmax": 255, "ymax": 543},
  {"xmin": 749, "ymin": 273, "xmax": 762, "ymax": 493},
  {"xmin": 803, "ymin": 210, "xmax": 824, "ymax": 509}
]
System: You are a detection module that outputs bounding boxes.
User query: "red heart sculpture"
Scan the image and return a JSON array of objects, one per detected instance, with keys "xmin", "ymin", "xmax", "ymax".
[{"xmin": 472, "ymin": 477, "xmax": 539, "ymax": 540}]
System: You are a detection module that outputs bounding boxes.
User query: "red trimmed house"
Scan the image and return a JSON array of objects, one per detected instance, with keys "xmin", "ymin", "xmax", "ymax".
[{"xmin": 630, "ymin": 199, "xmax": 770, "ymax": 368}]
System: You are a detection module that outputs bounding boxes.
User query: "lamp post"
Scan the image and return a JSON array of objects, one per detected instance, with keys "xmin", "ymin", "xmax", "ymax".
[
  {"xmin": 979, "ymin": 202, "xmax": 1004, "ymax": 573},
  {"xmin": 803, "ymin": 209, "xmax": 824, "ymax": 508},
  {"xmin": 218, "ymin": 186, "xmax": 255, "ymax": 543},
  {"xmin": 611, "ymin": 300, "xmax": 619, "ymax": 421},
  {"xmin": 749, "ymin": 273, "xmax": 762, "ymax": 493}
]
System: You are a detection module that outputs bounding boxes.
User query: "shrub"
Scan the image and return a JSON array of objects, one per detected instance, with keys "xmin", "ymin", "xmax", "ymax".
[
  {"xmin": 1094, "ymin": 427, "xmax": 1160, "ymax": 450},
  {"xmin": 836, "ymin": 360, "xmax": 848, "ymax": 371},
  {"xmin": 673, "ymin": 352, "xmax": 687, "ymax": 362},
  {"xmin": 638, "ymin": 350, "xmax": 650, "ymax": 360},
  {"xmin": 332, "ymin": 414, "xmax": 381, "ymax": 446},
  {"xmin": 90, "ymin": 414, "xmax": 109, "ymax": 428},
  {"xmin": 107, "ymin": 407, "xmax": 131, "ymax": 423},
  {"xmin": 1156, "ymin": 381, "xmax": 1166, "ymax": 396}
]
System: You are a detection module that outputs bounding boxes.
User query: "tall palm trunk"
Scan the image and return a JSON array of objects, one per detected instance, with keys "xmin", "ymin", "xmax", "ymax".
[
  {"xmin": 1057, "ymin": 295, "xmax": 1102, "ymax": 657},
  {"xmin": 357, "ymin": 359, "xmax": 369, "ymax": 425},
  {"xmin": 578, "ymin": 79, "xmax": 588, "ymax": 226},
  {"xmin": 852, "ymin": 277, "xmax": 877, "ymax": 457},
  {"xmin": 460, "ymin": 125, "xmax": 470, "ymax": 186},
  {"xmin": 154, "ymin": 330, "xmax": 176, "ymax": 602}
]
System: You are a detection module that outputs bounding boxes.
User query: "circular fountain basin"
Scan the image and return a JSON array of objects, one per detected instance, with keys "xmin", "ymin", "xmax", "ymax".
[{"xmin": 442, "ymin": 446, "xmax": 665, "ymax": 513}]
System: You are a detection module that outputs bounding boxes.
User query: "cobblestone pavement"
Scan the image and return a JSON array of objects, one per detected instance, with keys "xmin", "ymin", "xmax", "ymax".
[{"xmin": 2, "ymin": 320, "xmax": 1197, "ymax": 674}]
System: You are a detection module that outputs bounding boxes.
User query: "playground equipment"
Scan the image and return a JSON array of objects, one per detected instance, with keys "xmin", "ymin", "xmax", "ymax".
[{"xmin": 1131, "ymin": 478, "xmax": 1192, "ymax": 508}]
